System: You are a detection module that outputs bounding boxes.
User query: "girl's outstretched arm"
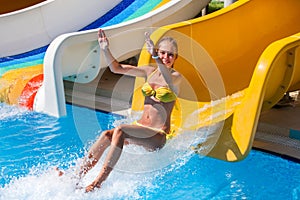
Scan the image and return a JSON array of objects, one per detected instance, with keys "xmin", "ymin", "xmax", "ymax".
[{"xmin": 98, "ymin": 29, "xmax": 150, "ymax": 78}]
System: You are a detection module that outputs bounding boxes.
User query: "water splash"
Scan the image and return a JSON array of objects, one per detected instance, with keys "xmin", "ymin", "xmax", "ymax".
[
  {"xmin": 0, "ymin": 132, "xmax": 199, "ymax": 200},
  {"xmin": 0, "ymin": 102, "xmax": 204, "ymax": 199},
  {"xmin": 0, "ymin": 103, "xmax": 27, "ymax": 120}
]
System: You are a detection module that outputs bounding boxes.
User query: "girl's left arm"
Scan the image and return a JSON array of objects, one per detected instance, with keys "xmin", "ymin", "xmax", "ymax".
[{"xmin": 144, "ymin": 32, "xmax": 182, "ymax": 94}]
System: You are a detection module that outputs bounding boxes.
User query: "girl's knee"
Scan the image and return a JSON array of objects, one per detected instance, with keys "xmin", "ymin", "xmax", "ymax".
[
  {"xmin": 112, "ymin": 125, "xmax": 126, "ymax": 141},
  {"xmin": 102, "ymin": 130, "xmax": 113, "ymax": 141},
  {"xmin": 114, "ymin": 126, "xmax": 124, "ymax": 136},
  {"xmin": 100, "ymin": 127, "xmax": 124, "ymax": 142}
]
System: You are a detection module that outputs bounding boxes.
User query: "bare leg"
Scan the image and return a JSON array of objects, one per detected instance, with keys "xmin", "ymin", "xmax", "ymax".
[
  {"xmin": 78, "ymin": 129, "xmax": 113, "ymax": 178},
  {"xmin": 85, "ymin": 124, "xmax": 166, "ymax": 192},
  {"xmin": 85, "ymin": 126, "xmax": 124, "ymax": 192}
]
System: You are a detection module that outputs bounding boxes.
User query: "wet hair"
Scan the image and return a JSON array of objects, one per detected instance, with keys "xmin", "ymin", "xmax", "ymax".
[{"xmin": 157, "ymin": 37, "xmax": 178, "ymax": 55}]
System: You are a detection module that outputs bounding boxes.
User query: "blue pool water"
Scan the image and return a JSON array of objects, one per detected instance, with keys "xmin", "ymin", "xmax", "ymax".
[{"xmin": 0, "ymin": 103, "xmax": 300, "ymax": 200}]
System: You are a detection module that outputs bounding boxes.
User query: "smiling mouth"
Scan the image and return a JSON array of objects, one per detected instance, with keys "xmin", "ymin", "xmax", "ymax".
[{"xmin": 162, "ymin": 59, "xmax": 170, "ymax": 64}]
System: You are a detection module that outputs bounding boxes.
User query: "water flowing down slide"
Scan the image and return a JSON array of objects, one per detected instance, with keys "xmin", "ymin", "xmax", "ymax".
[
  {"xmin": 4, "ymin": 0, "xmax": 300, "ymax": 162},
  {"xmin": 131, "ymin": 0, "xmax": 300, "ymax": 161},
  {"xmin": 31, "ymin": 0, "xmax": 300, "ymax": 162}
]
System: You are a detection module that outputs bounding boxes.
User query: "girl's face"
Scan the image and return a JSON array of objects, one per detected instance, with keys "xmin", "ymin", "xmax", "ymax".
[{"xmin": 157, "ymin": 41, "xmax": 177, "ymax": 68}]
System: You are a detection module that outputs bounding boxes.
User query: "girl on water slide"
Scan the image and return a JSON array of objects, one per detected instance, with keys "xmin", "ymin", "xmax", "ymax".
[{"xmin": 63, "ymin": 29, "xmax": 182, "ymax": 192}]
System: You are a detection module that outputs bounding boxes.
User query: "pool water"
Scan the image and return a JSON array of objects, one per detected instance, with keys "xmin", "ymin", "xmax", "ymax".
[{"xmin": 0, "ymin": 103, "xmax": 300, "ymax": 200}]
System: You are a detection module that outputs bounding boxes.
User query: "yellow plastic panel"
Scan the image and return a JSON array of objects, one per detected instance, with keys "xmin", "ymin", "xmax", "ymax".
[
  {"xmin": 0, "ymin": 65, "xmax": 43, "ymax": 104},
  {"xmin": 132, "ymin": 0, "xmax": 300, "ymax": 161}
]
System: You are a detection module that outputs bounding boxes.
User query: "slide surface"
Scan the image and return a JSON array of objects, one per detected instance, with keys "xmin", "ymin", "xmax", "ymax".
[
  {"xmin": 0, "ymin": 0, "xmax": 209, "ymax": 111},
  {"xmin": 132, "ymin": 0, "xmax": 300, "ymax": 161},
  {"xmin": 0, "ymin": 0, "xmax": 134, "ymax": 105},
  {"xmin": 0, "ymin": 0, "xmax": 122, "ymax": 57},
  {"xmin": 33, "ymin": 0, "xmax": 209, "ymax": 117}
]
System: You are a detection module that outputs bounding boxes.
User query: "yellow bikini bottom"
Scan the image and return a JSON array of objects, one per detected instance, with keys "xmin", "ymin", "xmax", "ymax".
[{"xmin": 132, "ymin": 120, "xmax": 168, "ymax": 135}]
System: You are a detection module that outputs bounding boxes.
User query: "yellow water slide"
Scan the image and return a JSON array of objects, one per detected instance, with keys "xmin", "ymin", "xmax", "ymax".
[{"xmin": 132, "ymin": 0, "xmax": 300, "ymax": 161}]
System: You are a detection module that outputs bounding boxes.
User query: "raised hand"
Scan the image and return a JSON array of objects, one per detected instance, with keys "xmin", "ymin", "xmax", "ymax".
[
  {"xmin": 145, "ymin": 32, "xmax": 156, "ymax": 56},
  {"xmin": 98, "ymin": 29, "xmax": 109, "ymax": 50}
]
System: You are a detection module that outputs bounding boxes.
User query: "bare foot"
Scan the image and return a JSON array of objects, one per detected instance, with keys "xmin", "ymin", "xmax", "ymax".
[
  {"xmin": 54, "ymin": 167, "xmax": 64, "ymax": 176},
  {"xmin": 85, "ymin": 181, "xmax": 101, "ymax": 193}
]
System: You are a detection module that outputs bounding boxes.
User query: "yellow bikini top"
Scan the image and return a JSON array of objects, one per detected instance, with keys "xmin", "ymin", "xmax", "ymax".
[{"xmin": 141, "ymin": 70, "xmax": 177, "ymax": 103}]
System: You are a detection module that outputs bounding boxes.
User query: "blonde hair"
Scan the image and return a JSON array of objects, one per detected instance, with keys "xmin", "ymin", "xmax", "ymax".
[{"xmin": 157, "ymin": 37, "xmax": 178, "ymax": 55}]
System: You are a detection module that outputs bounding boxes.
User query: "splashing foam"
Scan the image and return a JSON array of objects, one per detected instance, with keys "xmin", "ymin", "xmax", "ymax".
[
  {"xmin": 0, "ymin": 102, "xmax": 222, "ymax": 199},
  {"xmin": 0, "ymin": 125, "xmax": 215, "ymax": 199},
  {"xmin": 0, "ymin": 103, "xmax": 27, "ymax": 120}
]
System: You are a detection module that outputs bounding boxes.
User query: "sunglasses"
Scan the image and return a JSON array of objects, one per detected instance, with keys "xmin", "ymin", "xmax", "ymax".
[{"xmin": 158, "ymin": 50, "xmax": 176, "ymax": 58}]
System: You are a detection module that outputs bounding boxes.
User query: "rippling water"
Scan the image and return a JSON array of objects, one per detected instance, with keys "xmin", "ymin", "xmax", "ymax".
[{"xmin": 0, "ymin": 103, "xmax": 300, "ymax": 200}]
